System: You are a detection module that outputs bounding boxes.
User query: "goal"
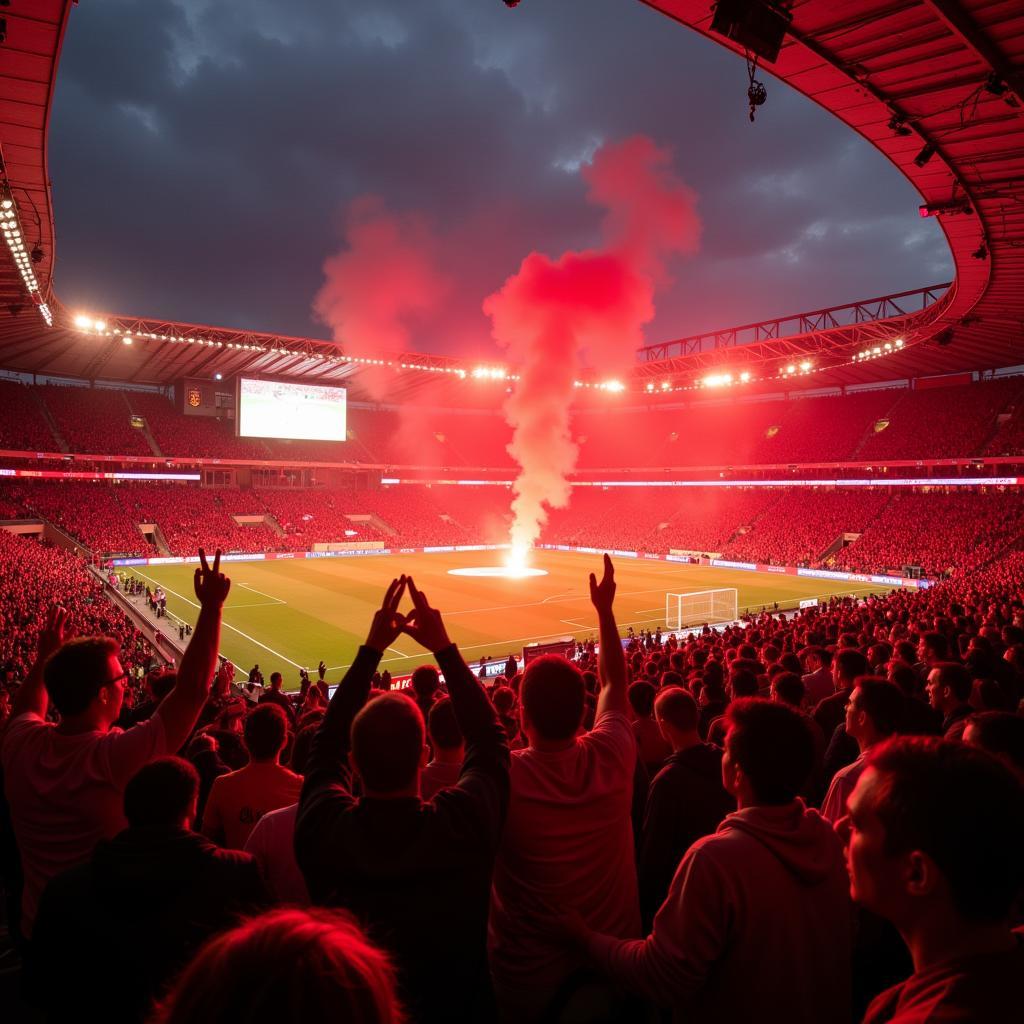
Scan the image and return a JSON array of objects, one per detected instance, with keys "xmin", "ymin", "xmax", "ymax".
[{"xmin": 666, "ymin": 588, "xmax": 738, "ymax": 630}]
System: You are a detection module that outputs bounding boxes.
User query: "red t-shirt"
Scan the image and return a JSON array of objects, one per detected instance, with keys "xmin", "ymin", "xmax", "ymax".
[
  {"xmin": 202, "ymin": 761, "xmax": 302, "ymax": 850},
  {"xmin": 489, "ymin": 710, "xmax": 641, "ymax": 1011},
  {"xmin": 863, "ymin": 930, "xmax": 1024, "ymax": 1023},
  {"xmin": 2, "ymin": 712, "xmax": 167, "ymax": 934}
]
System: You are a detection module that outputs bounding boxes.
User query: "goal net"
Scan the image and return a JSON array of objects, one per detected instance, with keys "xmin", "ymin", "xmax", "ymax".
[{"xmin": 666, "ymin": 588, "xmax": 738, "ymax": 630}]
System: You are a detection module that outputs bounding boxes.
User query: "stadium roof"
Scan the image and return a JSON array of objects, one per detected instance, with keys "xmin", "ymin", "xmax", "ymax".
[{"xmin": 0, "ymin": 0, "xmax": 1021, "ymax": 401}]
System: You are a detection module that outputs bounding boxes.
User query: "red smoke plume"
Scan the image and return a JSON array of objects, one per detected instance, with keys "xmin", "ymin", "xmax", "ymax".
[
  {"xmin": 314, "ymin": 195, "xmax": 450, "ymax": 400},
  {"xmin": 484, "ymin": 135, "xmax": 701, "ymax": 559}
]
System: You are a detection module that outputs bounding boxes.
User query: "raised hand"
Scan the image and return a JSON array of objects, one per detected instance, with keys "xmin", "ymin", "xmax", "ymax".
[
  {"xmin": 365, "ymin": 576, "xmax": 408, "ymax": 655},
  {"xmin": 589, "ymin": 553, "xmax": 616, "ymax": 616},
  {"xmin": 401, "ymin": 576, "xmax": 451, "ymax": 653},
  {"xmin": 193, "ymin": 548, "xmax": 231, "ymax": 608},
  {"xmin": 38, "ymin": 605, "xmax": 74, "ymax": 660}
]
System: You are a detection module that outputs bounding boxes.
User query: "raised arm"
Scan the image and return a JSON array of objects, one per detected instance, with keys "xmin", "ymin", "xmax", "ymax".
[
  {"xmin": 154, "ymin": 548, "xmax": 230, "ymax": 752},
  {"xmin": 303, "ymin": 577, "xmax": 406, "ymax": 787},
  {"xmin": 403, "ymin": 578, "xmax": 509, "ymax": 778},
  {"xmin": 592, "ymin": 554, "xmax": 628, "ymax": 719},
  {"xmin": 11, "ymin": 605, "xmax": 73, "ymax": 720}
]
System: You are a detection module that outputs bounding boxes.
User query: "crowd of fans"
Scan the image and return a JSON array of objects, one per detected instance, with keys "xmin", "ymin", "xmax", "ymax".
[
  {"xmin": 1, "ymin": 543, "xmax": 1022, "ymax": 1023},
  {"xmin": 40, "ymin": 384, "xmax": 153, "ymax": 457},
  {"xmin": 4, "ymin": 479, "xmax": 1024, "ymax": 578},
  {"xmin": 2, "ymin": 375, "xmax": 1022, "ymax": 467}
]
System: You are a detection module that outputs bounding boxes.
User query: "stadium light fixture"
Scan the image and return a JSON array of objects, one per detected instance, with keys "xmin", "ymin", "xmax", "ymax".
[
  {"xmin": 214, "ymin": 372, "xmax": 223, "ymax": 381},
  {"xmin": 739, "ymin": 370, "xmax": 751, "ymax": 383},
  {"xmin": 919, "ymin": 199, "xmax": 972, "ymax": 218},
  {"xmin": 122, "ymin": 336, "xmax": 133, "ymax": 346},
  {"xmin": 785, "ymin": 364, "xmax": 796, "ymax": 374},
  {"xmin": 894, "ymin": 338, "xmax": 904, "ymax": 348},
  {"xmin": 799, "ymin": 360, "xmax": 812, "ymax": 372},
  {"xmin": 914, "ymin": 142, "xmax": 936, "ymax": 167},
  {"xmin": 887, "ymin": 114, "xmax": 912, "ymax": 137}
]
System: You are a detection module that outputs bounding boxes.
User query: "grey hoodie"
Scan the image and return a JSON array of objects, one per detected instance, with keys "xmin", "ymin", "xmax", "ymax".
[{"xmin": 588, "ymin": 800, "xmax": 853, "ymax": 1024}]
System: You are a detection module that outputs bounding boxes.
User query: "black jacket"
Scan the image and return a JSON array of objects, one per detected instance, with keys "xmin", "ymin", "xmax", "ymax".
[
  {"xmin": 30, "ymin": 826, "xmax": 267, "ymax": 1022},
  {"xmin": 637, "ymin": 743, "xmax": 734, "ymax": 929},
  {"xmin": 296, "ymin": 644, "xmax": 510, "ymax": 1024}
]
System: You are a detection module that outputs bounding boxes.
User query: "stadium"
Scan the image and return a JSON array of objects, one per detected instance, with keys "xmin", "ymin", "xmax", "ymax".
[{"xmin": 1, "ymin": 2, "xmax": 1023, "ymax": 1023}]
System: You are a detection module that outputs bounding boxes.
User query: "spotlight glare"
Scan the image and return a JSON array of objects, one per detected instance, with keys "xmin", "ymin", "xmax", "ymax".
[{"xmin": 74, "ymin": 314, "xmax": 92, "ymax": 329}]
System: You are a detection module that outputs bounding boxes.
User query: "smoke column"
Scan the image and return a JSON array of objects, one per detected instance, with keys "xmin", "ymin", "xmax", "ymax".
[
  {"xmin": 314, "ymin": 195, "xmax": 450, "ymax": 400},
  {"xmin": 484, "ymin": 136, "xmax": 701, "ymax": 563}
]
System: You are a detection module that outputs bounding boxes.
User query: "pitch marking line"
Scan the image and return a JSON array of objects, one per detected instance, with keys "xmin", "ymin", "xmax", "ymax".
[
  {"xmin": 237, "ymin": 582, "xmax": 287, "ymax": 605},
  {"xmin": 132, "ymin": 569, "xmax": 306, "ymax": 670}
]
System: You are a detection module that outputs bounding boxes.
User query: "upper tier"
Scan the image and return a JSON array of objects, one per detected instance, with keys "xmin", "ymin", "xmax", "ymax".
[{"xmin": 2, "ymin": 375, "xmax": 1023, "ymax": 467}]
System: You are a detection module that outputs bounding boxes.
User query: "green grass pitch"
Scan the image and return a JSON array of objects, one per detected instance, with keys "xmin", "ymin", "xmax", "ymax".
[{"xmin": 131, "ymin": 550, "xmax": 898, "ymax": 688}]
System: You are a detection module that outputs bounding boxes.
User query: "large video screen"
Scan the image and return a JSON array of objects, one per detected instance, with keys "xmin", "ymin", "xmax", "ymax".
[{"xmin": 237, "ymin": 378, "xmax": 347, "ymax": 442}]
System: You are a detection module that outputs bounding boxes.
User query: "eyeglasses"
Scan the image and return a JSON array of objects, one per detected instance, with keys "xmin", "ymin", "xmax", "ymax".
[{"xmin": 103, "ymin": 670, "xmax": 129, "ymax": 687}]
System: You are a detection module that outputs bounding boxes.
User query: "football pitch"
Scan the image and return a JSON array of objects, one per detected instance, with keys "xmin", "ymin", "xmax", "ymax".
[{"xmin": 132, "ymin": 550, "xmax": 898, "ymax": 687}]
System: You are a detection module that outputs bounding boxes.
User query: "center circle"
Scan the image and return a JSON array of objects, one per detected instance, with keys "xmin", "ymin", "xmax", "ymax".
[{"xmin": 447, "ymin": 566, "xmax": 550, "ymax": 578}]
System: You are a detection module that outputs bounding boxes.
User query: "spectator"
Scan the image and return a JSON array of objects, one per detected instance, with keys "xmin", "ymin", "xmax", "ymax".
[
  {"xmin": 637, "ymin": 687, "xmax": 733, "ymax": 929},
  {"xmin": 963, "ymin": 711, "xmax": 1024, "ymax": 783},
  {"xmin": 815, "ymin": 648, "xmax": 870, "ymax": 740},
  {"xmin": 202, "ymin": 702, "xmax": 302, "ymax": 850},
  {"xmin": 31, "ymin": 757, "xmax": 267, "ymax": 1022},
  {"xmin": 629, "ymin": 680, "xmax": 672, "ymax": 776},
  {"xmin": 151, "ymin": 908, "xmax": 403, "ymax": 1024},
  {"xmin": 1, "ymin": 549, "xmax": 228, "ymax": 937},
  {"xmin": 258, "ymin": 671, "xmax": 297, "ymax": 724},
  {"xmin": 564, "ymin": 698, "xmax": 851, "ymax": 1023},
  {"xmin": 489, "ymin": 556, "xmax": 640, "ymax": 1022},
  {"xmin": 925, "ymin": 662, "xmax": 973, "ymax": 738},
  {"xmin": 821, "ymin": 677, "xmax": 903, "ymax": 823},
  {"xmin": 410, "ymin": 663, "xmax": 441, "ymax": 720},
  {"xmin": 296, "ymin": 577, "xmax": 509, "ymax": 1024},
  {"xmin": 422, "ymin": 697, "xmax": 464, "ymax": 800},
  {"xmin": 843, "ymin": 738, "xmax": 1024, "ymax": 1023},
  {"xmin": 801, "ymin": 646, "xmax": 834, "ymax": 707},
  {"xmin": 243, "ymin": 723, "xmax": 319, "ymax": 904}
]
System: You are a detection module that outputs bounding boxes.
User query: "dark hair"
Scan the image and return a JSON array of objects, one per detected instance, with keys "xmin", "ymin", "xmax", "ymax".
[
  {"xmin": 351, "ymin": 694, "xmax": 424, "ymax": 793},
  {"xmin": 655, "ymin": 687, "xmax": 698, "ymax": 733},
  {"xmin": 628, "ymin": 681, "xmax": 657, "ymax": 717},
  {"xmin": 290, "ymin": 724, "xmax": 319, "ymax": 776},
  {"xmin": 920, "ymin": 632, "xmax": 948, "ymax": 660},
  {"xmin": 244, "ymin": 704, "xmax": 289, "ymax": 761},
  {"xmin": 427, "ymin": 697, "xmax": 462, "ymax": 752},
  {"xmin": 853, "ymin": 677, "xmax": 904, "ymax": 737},
  {"xmin": 491, "ymin": 686, "xmax": 516, "ymax": 715},
  {"xmin": 521, "ymin": 655, "xmax": 585, "ymax": 742},
  {"xmin": 834, "ymin": 649, "xmax": 870, "ymax": 686},
  {"xmin": 270, "ymin": 672, "xmax": 283, "ymax": 687},
  {"xmin": 965, "ymin": 712, "xmax": 1024, "ymax": 778},
  {"xmin": 888, "ymin": 661, "xmax": 920, "ymax": 697},
  {"xmin": 772, "ymin": 671, "xmax": 805, "ymax": 707},
  {"xmin": 410, "ymin": 665, "xmax": 440, "ymax": 700},
  {"xmin": 868, "ymin": 737, "xmax": 1024, "ymax": 923},
  {"xmin": 729, "ymin": 667, "xmax": 759, "ymax": 698},
  {"xmin": 151, "ymin": 908, "xmax": 403, "ymax": 1024},
  {"xmin": 930, "ymin": 662, "xmax": 971, "ymax": 703},
  {"xmin": 124, "ymin": 757, "xmax": 199, "ymax": 828},
  {"xmin": 43, "ymin": 636, "xmax": 120, "ymax": 716},
  {"xmin": 725, "ymin": 698, "xmax": 814, "ymax": 804},
  {"xmin": 148, "ymin": 669, "xmax": 177, "ymax": 701}
]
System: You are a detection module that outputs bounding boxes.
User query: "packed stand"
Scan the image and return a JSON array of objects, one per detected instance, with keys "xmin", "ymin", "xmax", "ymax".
[
  {"xmin": 0, "ymin": 380, "xmax": 58, "ymax": 452},
  {"xmin": 750, "ymin": 390, "xmax": 900, "ymax": 463},
  {"xmin": 255, "ymin": 488, "xmax": 391, "ymax": 548},
  {"xmin": 4, "ymin": 480, "xmax": 154, "ymax": 556},
  {"xmin": 723, "ymin": 489, "xmax": 891, "ymax": 567},
  {"xmin": 1, "ymin": 542, "xmax": 1023, "ymax": 1024},
  {"xmin": 840, "ymin": 490, "xmax": 1024, "ymax": 577},
  {"xmin": 857, "ymin": 378, "xmax": 1023, "ymax": 461},
  {"xmin": 985, "ymin": 393, "xmax": 1024, "ymax": 457},
  {"xmin": 40, "ymin": 384, "xmax": 153, "ymax": 457},
  {"xmin": 125, "ymin": 391, "xmax": 272, "ymax": 461},
  {"xmin": 348, "ymin": 487, "xmax": 470, "ymax": 546}
]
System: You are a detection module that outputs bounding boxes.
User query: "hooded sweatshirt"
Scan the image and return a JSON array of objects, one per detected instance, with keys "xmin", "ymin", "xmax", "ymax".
[{"xmin": 587, "ymin": 800, "xmax": 853, "ymax": 1024}]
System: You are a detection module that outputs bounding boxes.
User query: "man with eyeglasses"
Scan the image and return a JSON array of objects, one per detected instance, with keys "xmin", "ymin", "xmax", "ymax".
[{"xmin": 2, "ymin": 548, "xmax": 230, "ymax": 940}]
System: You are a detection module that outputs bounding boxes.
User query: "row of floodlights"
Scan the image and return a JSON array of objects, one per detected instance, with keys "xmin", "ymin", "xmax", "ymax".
[
  {"xmin": 855, "ymin": 338, "xmax": 904, "ymax": 361},
  {"xmin": 1, "ymin": 197, "xmax": 52, "ymax": 326}
]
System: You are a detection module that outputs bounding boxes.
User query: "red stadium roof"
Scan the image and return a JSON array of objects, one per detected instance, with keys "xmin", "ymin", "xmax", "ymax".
[{"xmin": 0, "ymin": 0, "xmax": 1021, "ymax": 400}]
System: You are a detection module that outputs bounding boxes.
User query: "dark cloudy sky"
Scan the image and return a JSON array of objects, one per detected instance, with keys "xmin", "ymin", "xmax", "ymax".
[{"xmin": 49, "ymin": 0, "xmax": 952, "ymax": 359}]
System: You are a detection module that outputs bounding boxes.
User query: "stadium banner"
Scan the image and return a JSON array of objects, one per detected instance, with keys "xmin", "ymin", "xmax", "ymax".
[
  {"xmin": 306, "ymin": 549, "xmax": 392, "ymax": 559},
  {"xmin": 665, "ymin": 554, "xmax": 696, "ymax": 563},
  {"xmin": 797, "ymin": 566, "xmax": 925, "ymax": 589},
  {"xmin": 0, "ymin": 468, "xmax": 201, "ymax": 481},
  {"xmin": 423, "ymin": 546, "xmax": 456, "ymax": 553},
  {"xmin": 757, "ymin": 564, "xmax": 792, "ymax": 574},
  {"xmin": 711, "ymin": 559, "xmax": 758, "ymax": 571}
]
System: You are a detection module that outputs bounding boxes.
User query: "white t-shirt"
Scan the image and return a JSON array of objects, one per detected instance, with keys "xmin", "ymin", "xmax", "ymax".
[
  {"xmin": 2, "ymin": 712, "xmax": 167, "ymax": 934},
  {"xmin": 243, "ymin": 802, "xmax": 309, "ymax": 904},
  {"xmin": 489, "ymin": 710, "xmax": 641, "ymax": 1009}
]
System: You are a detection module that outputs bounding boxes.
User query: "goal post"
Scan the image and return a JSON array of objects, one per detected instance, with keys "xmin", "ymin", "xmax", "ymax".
[{"xmin": 666, "ymin": 588, "xmax": 739, "ymax": 630}]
